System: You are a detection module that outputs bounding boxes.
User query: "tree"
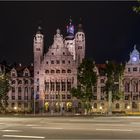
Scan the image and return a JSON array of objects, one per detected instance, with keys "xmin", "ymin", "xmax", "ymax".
[
  {"xmin": 105, "ymin": 61, "xmax": 125, "ymax": 115},
  {"xmin": 70, "ymin": 59, "xmax": 97, "ymax": 115},
  {"xmin": 0, "ymin": 71, "xmax": 10, "ymax": 113},
  {"xmin": 133, "ymin": 0, "xmax": 140, "ymax": 13}
]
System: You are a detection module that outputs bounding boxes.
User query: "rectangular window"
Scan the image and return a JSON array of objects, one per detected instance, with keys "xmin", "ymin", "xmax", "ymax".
[
  {"xmin": 45, "ymin": 82, "xmax": 49, "ymax": 91},
  {"xmin": 50, "ymin": 82, "xmax": 55, "ymax": 91},
  {"xmin": 56, "ymin": 82, "xmax": 60, "ymax": 91},
  {"xmin": 51, "ymin": 60, "xmax": 54, "ymax": 64},
  {"xmin": 67, "ymin": 82, "xmax": 71, "ymax": 91},
  {"xmin": 61, "ymin": 82, "xmax": 66, "ymax": 91},
  {"xmin": 56, "ymin": 60, "xmax": 60, "ymax": 64},
  {"xmin": 67, "ymin": 95, "xmax": 71, "ymax": 99},
  {"xmin": 18, "ymin": 87, "xmax": 22, "ymax": 93},
  {"xmin": 12, "ymin": 87, "xmax": 15, "ymax": 93},
  {"xmin": 101, "ymin": 86, "xmax": 105, "ymax": 93},
  {"xmin": 133, "ymin": 67, "xmax": 137, "ymax": 72},
  {"xmin": 125, "ymin": 96, "xmax": 129, "ymax": 100},
  {"xmin": 45, "ymin": 94, "xmax": 49, "ymax": 99},
  {"xmin": 12, "ymin": 96, "xmax": 15, "ymax": 100},
  {"xmin": 93, "ymin": 96, "xmax": 97, "ymax": 100},
  {"xmin": 62, "ymin": 94, "xmax": 65, "ymax": 99},
  {"xmin": 62, "ymin": 60, "xmax": 65, "ymax": 64},
  {"xmin": 128, "ymin": 68, "xmax": 130, "ymax": 72}
]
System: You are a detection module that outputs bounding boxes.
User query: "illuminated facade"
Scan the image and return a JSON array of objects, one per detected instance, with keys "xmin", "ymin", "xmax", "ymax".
[
  {"xmin": 33, "ymin": 20, "xmax": 85, "ymax": 112},
  {"xmin": 7, "ymin": 64, "xmax": 34, "ymax": 112},
  {"xmin": 92, "ymin": 45, "xmax": 140, "ymax": 113},
  {"xmin": 2, "ymin": 21, "xmax": 140, "ymax": 114}
]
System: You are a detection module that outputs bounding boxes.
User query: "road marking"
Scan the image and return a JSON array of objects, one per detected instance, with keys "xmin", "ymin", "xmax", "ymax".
[
  {"xmin": 26, "ymin": 124, "xmax": 41, "ymax": 127},
  {"xmin": 94, "ymin": 124, "xmax": 125, "ymax": 126},
  {"xmin": 0, "ymin": 129, "xmax": 22, "ymax": 132},
  {"xmin": 96, "ymin": 128, "xmax": 133, "ymax": 132},
  {"xmin": 32, "ymin": 126, "xmax": 63, "ymax": 130},
  {"xmin": 2, "ymin": 135, "xmax": 45, "ymax": 139}
]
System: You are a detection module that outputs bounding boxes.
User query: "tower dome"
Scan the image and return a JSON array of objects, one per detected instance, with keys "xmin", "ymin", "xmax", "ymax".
[{"xmin": 65, "ymin": 18, "xmax": 75, "ymax": 40}]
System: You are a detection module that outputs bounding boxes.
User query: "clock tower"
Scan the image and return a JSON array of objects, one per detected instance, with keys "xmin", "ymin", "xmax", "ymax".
[{"xmin": 128, "ymin": 45, "xmax": 140, "ymax": 64}]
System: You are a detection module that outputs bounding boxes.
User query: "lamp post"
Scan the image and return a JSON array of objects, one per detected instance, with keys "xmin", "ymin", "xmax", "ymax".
[{"xmin": 34, "ymin": 80, "xmax": 39, "ymax": 116}]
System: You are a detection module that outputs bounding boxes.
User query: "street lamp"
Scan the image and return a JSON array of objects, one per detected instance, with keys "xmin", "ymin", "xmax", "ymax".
[
  {"xmin": 99, "ymin": 106, "xmax": 102, "ymax": 114},
  {"xmin": 127, "ymin": 105, "xmax": 130, "ymax": 110},
  {"xmin": 14, "ymin": 106, "xmax": 17, "ymax": 110}
]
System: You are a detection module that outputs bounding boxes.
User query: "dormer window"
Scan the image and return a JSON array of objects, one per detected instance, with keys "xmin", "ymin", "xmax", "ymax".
[
  {"xmin": 25, "ymin": 73, "xmax": 28, "ymax": 77},
  {"xmin": 12, "ymin": 72, "xmax": 16, "ymax": 77}
]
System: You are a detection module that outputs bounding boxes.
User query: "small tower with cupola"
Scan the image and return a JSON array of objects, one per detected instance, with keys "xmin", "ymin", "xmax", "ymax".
[
  {"xmin": 128, "ymin": 45, "xmax": 140, "ymax": 64},
  {"xmin": 75, "ymin": 22, "xmax": 85, "ymax": 66},
  {"xmin": 65, "ymin": 19, "xmax": 76, "ymax": 60}
]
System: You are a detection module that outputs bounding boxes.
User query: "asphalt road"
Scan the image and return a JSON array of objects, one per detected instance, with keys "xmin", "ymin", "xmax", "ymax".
[{"xmin": 0, "ymin": 116, "xmax": 140, "ymax": 139}]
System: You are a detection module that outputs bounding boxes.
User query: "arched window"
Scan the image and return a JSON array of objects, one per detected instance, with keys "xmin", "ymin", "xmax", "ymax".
[
  {"xmin": 45, "ymin": 70, "xmax": 49, "ymax": 74},
  {"xmin": 51, "ymin": 70, "xmax": 55, "ymax": 73},
  {"xmin": 94, "ymin": 103, "xmax": 97, "ymax": 109},
  {"xmin": 116, "ymin": 103, "xmax": 120, "ymax": 109},
  {"xmin": 67, "ymin": 69, "xmax": 71, "ymax": 73},
  {"xmin": 56, "ymin": 70, "xmax": 60, "ymax": 73},
  {"xmin": 11, "ymin": 80, "xmax": 16, "ymax": 85},
  {"xmin": 132, "ymin": 102, "xmax": 137, "ymax": 109},
  {"xmin": 62, "ymin": 69, "xmax": 66, "ymax": 73},
  {"xmin": 18, "ymin": 80, "xmax": 22, "ymax": 84}
]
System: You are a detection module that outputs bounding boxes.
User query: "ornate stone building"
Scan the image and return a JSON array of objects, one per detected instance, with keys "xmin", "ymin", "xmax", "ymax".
[
  {"xmin": 6, "ymin": 64, "xmax": 34, "ymax": 113},
  {"xmin": 33, "ymin": 20, "xmax": 85, "ymax": 112}
]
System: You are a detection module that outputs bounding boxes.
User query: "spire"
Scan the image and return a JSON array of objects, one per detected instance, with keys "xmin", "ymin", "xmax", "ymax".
[
  {"xmin": 77, "ymin": 18, "xmax": 84, "ymax": 32},
  {"xmin": 134, "ymin": 44, "xmax": 136, "ymax": 50},
  {"xmin": 36, "ymin": 26, "xmax": 43, "ymax": 34}
]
